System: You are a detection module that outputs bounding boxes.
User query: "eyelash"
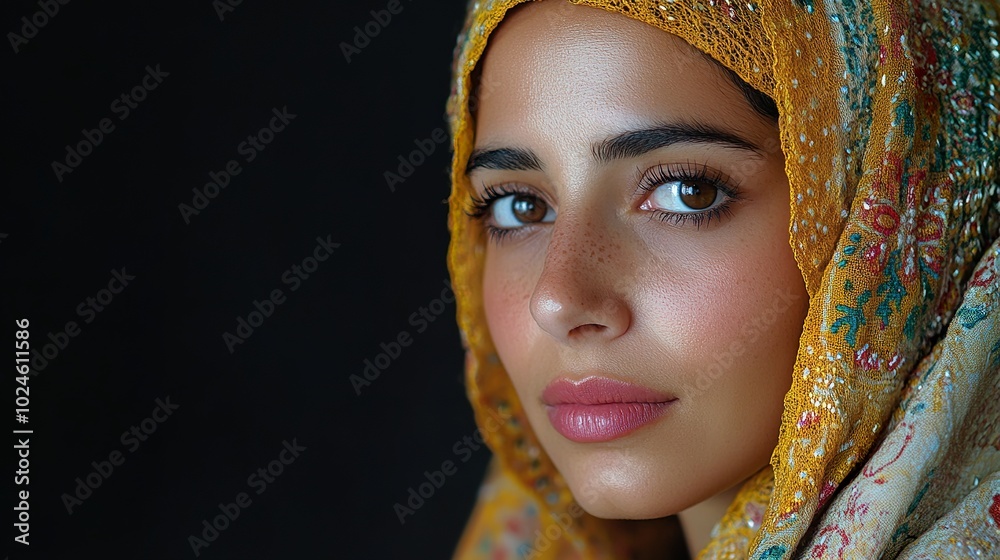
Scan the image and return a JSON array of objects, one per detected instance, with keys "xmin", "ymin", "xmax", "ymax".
[
  {"xmin": 466, "ymin": 184, "xmax": 540, "ymax": 244},
  {"xmin": 635, "ymin": 162, "xmax": 744, "ymax": 229},
  {"xmin": 465, "ymin": 162, "xmax": 743, "ymax": 243}
]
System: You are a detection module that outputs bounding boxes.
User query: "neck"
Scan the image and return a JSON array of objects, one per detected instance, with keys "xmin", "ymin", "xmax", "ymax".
[{"xmin": 677, "ymin": 483, "xmax": 742, "ymax": 557}]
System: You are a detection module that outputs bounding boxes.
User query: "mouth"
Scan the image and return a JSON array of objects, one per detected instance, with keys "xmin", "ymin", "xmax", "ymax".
[{"xmin": 541, "ymin": 376, "xmax": 677, "ymax": 443}]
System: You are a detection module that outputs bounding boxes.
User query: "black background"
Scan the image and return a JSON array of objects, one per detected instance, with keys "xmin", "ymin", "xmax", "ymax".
[{"xmin": 3, "ymin": 1, "xmax": 486, "ymax": 558}]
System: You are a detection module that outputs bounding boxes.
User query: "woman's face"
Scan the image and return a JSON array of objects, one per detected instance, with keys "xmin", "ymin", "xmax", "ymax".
[{"xmin": 470, "ymin": 1, "xmax": 809, "ymax": 519}]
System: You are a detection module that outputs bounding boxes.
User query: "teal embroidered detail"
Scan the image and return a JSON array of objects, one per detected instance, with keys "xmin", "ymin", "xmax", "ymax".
[
  {"xmin": 875, "ymin": 251, "xmax": 906, "ymax": 328},
  {"xmin": 831, "ymin": 290, "xmax": 872, "ymax": 346}
]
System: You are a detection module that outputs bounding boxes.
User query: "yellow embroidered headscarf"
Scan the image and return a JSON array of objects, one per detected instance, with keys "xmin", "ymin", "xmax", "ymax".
[{"xmin": 445, "ymin": 0, "xmax": 1000, "ymax": 558}]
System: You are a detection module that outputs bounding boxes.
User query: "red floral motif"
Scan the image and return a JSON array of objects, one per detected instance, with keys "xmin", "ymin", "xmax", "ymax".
[
  {"xmin": 860, "ymin": 154, "xmax": 905, "ymax": 276},
  {"xmin": 818, "ymin": 480, "xmax": 838, "ymax": 509},
  {"xmin": 953, "ymin": 91, "xmax": 976, "ymax": 115},
  {"xmin": 778, "ymin": 508, "xmax": 798, "ymax": 523},
  {"xmin": 871, "ymin": 153, "xmax": 908, "ymax": 201},
  {"xmin": 862, "ymin": 240, "xmax": 888, "ymax": 276},
  {"xmin": 912, "ymin": 39, "xmax": 938, "ymax": 89},
  {"xmin": 912, "ymin": 36, "xmax": 943, "ymax": 115},
  {"xmin": 844, "ymin": 486, "xmax": 870, "ymax": 520},
  {"xmin": 859, "ymin": 154, "xmax": 946, "ymax": 285},
  {"xmin": 885, "ymin": 2, "xmax": 907, "ymax": 60},
  {"xmin": 971, "ymin": 253, "xmax": 997, "ymax": 287},
  {"xmin": 916, "ymin": 215, "xmax": 944, "ymax": 267},
  {"xmin": 854, "ymin": 348, "xmax": 902, "ymax": 378},
  {"xmin": 708, "ymin": 0, "xmax": 738, "ymax": 21},
  {"xmin": 863, "ymin": 422, "xmax": 915, "ymax": 484},
  {"xmin": 798, "ymin": 410, "xmax": 820, "ymax": 429},
  {"xmin": 887, "ymin": 352, "xmax": 903, "ymax": 372},
  {"xmin": 920, "ymin": 174, "xmax": 952, "ymax": 285},
  {"xmin": 938, "ymin": 68, "xmax": 954, "ymax": 89},
  {"xmin": 854, "ymin": 344, "xmax": 881, "ymax": 371},
  {"xmin": 990, "ymin": 494, "xmax": 1000, "ymax": 529},
  {"xmin": 809, "ymin": 525, "xmax": 850, "ymax": 559}
]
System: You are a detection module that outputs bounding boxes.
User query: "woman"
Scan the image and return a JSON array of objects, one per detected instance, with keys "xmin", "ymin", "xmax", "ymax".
[{"xmin": 444, "ymin": 0, "xmax": 1000, "ymax": 558}]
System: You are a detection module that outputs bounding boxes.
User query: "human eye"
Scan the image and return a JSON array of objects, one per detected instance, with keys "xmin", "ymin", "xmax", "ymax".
[
  {"xmin": 466, "ymin": 184, "xmax": 556, "ymax": 244},
  {"xmin": 637, "ymin": 162, "xmax": 743, "ymax": 228}
]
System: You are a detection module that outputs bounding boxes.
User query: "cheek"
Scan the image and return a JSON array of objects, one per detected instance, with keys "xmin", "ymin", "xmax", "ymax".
[
  {"xmin": 482, "ymin": 250, "xmax": 537, "ymax": 375},
  {"xmin": 658, "ymin": 248, "xmax": 803, "ymax": 358},
  {"xmin": 635, "ymin": 256, "xmax": 802, "ymax": 446},
  {"xmin": 642, "ymin": 186, "xmax": 806, "ymax": 388}
]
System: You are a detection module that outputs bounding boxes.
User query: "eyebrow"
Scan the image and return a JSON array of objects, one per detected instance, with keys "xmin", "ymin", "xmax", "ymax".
[
  {"xmin": 466, "ymin": 147, "xmax": 543, "ymax": 174},
  {"xmin": 593, "ymin": 121, "xmax": 766, "ymax": 163},
  {"xmin": 466, "ymin": 120, "xmax": 764, "ymax": 174}
]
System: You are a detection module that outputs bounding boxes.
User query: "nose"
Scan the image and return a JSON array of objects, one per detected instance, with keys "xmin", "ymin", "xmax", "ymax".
[{"xmin": 528, "ymin": 218, "xmax": 632, "ymax": 345}]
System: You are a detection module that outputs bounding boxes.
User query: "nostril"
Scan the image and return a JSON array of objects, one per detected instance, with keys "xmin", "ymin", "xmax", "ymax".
[{"xmin": 569, "ymin": 323, "xmax": 608, "ymax": 337}]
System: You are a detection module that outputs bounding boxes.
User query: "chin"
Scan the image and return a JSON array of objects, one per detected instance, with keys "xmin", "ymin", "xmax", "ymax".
[
  {"xmin": 576, "ymin": 494, "xmax": 677, "ymax": 521},
  {"xmin": 552, "ymin": 449, "xmax": 706, "ymax": 520},
  {"xmin": 568, "ymin": 478, "xmax": 691, "ymax": 520}
]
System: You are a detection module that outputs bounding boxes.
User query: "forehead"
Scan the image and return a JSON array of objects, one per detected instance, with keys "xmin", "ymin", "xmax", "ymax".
[{"xmin": 472, "ymin": 1, "xmax": 768, "ymax": 149}]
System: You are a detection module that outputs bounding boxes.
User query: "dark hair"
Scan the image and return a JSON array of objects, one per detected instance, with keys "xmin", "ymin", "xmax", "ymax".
[{"xmin": 711, "ymin": 59, "xmax": 780, "ymax": 122}]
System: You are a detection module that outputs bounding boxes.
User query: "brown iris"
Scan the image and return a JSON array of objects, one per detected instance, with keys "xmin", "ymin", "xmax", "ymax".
[
  {"xmin": 678, "ymin": 180, "xmax": 717, "ymax": 210},
  {"xmin": 511, "ymin": 194, "xmax": 548, "ymax": 223}
]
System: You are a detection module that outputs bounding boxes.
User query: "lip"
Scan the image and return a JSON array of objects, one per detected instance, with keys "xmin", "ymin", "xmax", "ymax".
[{"xmin": 542, "ymin": 376, "xmax": 676, "ymax": 443}]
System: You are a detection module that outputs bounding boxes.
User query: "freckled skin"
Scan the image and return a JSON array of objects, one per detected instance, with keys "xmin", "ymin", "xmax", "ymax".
[{"xmin": 471, "ymin": 1, "xmax": 810, "ymax": 519}]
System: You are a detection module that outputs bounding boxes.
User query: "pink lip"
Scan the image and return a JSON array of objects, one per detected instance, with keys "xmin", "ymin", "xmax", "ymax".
[{"xmin": 542, "ymin": 376, "xmax": 677, "ymax": 443}]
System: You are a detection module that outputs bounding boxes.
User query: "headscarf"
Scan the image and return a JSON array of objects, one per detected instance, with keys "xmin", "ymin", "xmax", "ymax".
[{"xmin": 445, "ymin": 0, "xmax": 1000, "ymax": 558}]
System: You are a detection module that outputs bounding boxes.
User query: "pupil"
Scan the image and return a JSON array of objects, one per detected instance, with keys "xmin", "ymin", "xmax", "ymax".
[
  {"xmin": 679, "ymin": 181, "xmax": 717, "ymax": 209},
  {"xmin": 512, "ymin": 195, "xmax": 546, "ymax": 222}
]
